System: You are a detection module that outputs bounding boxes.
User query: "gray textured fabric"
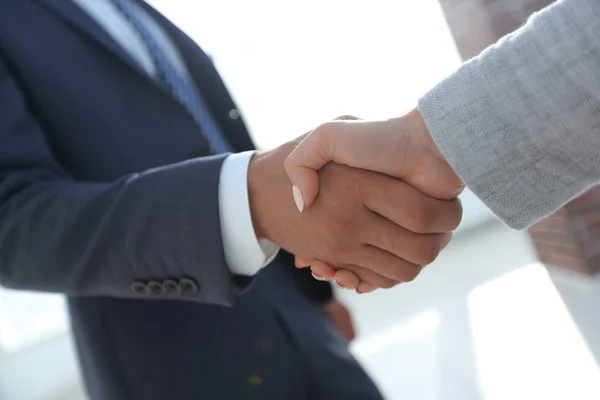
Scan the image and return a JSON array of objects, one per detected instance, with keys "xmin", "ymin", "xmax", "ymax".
[{"xmin": 419, "ymin": 0, "xmax": 600, "ymax": 229}]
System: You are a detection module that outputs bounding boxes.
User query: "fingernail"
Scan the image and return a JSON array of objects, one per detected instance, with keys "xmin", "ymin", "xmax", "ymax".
[
  {"xmin": 311, "ymin": 272, "xmax": 329, "ymax": 281},
  {"xmin": 335, "ymin": 281, "xmax": 351, "ymax": 290},
  {"xmin": 292, "ymin": 185, "xmax": 304, "ymax": 213}
]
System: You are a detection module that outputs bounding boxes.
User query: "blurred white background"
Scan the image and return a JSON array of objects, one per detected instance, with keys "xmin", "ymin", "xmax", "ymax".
[{"xmin": 1, "ymin": 1, "xmax": 599, "ymax": 400}]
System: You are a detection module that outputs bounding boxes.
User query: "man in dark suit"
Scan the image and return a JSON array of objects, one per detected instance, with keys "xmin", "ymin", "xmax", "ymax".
[{"xmin": 0, "ymin": 0, "xmax": 461, "ymax": 398}]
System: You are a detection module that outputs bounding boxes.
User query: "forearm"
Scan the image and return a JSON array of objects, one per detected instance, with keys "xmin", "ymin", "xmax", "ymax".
[
  {"xmin": 0, "ymin": 49, "xmax": 255, "ymax": 305},
  {"xmin": 0, "ymin": 155, "xmax": 250, "ymax": 306},
  {"xmin": 419, "ymin": 0, "xmax": 600, "ymax": 229}
]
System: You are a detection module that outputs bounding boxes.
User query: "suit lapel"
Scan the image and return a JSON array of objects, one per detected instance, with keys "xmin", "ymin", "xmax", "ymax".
[
  {"xmin": 34, "ymin": 0, "xmax": 196, "ymax": 120},
  {"xmin": 35, "ymin": 0, "xmax": 147, "ymax": 77},
  {"xmin": 140, "ymin": 2, "xmax": 256, "ymax": 152},
  {"xmin": 35, "ymin": 0, "xmax": 256, "ymax": 153}
]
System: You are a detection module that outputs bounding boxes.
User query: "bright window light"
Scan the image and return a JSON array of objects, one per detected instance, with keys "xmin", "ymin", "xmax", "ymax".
[{"xmin": 468, "ymin": 263, "xmax": 600, "ymax": 400}]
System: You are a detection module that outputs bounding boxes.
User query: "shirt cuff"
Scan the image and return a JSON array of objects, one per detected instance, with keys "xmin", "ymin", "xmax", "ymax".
[{"xmin": 218, "ymin": 151, "xmax": 280, "ymax": 276}]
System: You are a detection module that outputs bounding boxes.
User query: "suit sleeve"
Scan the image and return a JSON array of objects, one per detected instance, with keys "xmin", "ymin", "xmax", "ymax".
[
  {"xmin": 0, "ymin": 54, "xmax": 250, "ymax": 306},
  {"xmin": 418, "ymin": 0, "xmax": 600, "ymax": 229}
]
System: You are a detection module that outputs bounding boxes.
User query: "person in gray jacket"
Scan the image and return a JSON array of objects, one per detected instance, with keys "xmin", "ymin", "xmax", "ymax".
[{"xmin": 285, "ymin": 0, "xmax": 600, "ymax": 291}]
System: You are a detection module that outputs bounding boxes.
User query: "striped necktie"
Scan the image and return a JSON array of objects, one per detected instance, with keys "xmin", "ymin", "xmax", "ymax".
[{"xmin": 110, "ymin": 0, "xmax": 232, "ymax": 154}]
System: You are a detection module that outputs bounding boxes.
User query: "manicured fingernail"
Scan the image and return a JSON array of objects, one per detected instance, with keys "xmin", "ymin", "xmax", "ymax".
[
  {"xmin": 335, "ymin": 281, "xmax": 351, "ymax": 290},
  {"xmin": 311, "ymin": 272, "xmax": 329, "ymax": 281},
  {"xmin": 292, "ymin": 185, "xmax": 304, "ymax": 213}
]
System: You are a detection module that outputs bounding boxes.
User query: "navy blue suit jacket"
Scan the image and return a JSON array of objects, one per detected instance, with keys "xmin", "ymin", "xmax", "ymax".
[{"xmin": 0, "ymin": 1, "xmax": 381, "ymax": 399}]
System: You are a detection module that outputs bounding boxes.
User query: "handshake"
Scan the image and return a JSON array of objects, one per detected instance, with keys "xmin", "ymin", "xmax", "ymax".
[{"xmin": 249, "ymin": 109, "xmax": 465, "ymax": 293}]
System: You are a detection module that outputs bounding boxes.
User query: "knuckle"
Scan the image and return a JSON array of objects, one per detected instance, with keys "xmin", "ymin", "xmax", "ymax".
[
  {"xmin": 402, "ymin": 265, "xmax": 422, "ymax": 283},
  {"xmin": 362, "ymin": 268, "xmax": 399, "ymax": 289},
  {"xmin": 283, "ymin": 155, "xmax": 294, "ymax": 174},
  {"xmin": 298, "ymin": 123, "xmax": 331, "ymax": 154},
  {"xmin": 371, "ymin": 225, "xmax": 395, "ymax": 253},
  {"xmin": 449, "ymin": 199, "xmax": 464, "ymax": 230},
  {"xmin": 408, "ymin": 206, "xmax": 434, "ymax": 233},
  {"xmin": 429, "ymin": 198, "xmax": 464, "ymax": 232},
  {"xmin": 376, "ymin": 281, "xmax": 394, "ymax": 289},
  {"xmin": 414, "ymin": 237, "xmax": 441, "ymax": 265},
  {"xmin": 334, "ymin": 115, "xmax": 360, "ymax": 121},
  {"xmin": 313, "ymin": 121, "xmax": 335, "ymax": 139},
  {"xmin": 382, "ymin": 278, "xmax": 400, "ymax": 289},
  {"xmin": 384, "ymin": 260, "xmax": 413, "ymax": 283}
]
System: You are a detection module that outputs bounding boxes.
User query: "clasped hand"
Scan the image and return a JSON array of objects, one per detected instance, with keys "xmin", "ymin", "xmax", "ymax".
[
  {"xmin": 284, "ymin": 111, "xmax": 464, "ymax": 292},
  {"xmin": 249, "ymin": 111, "xmax": 463, "ymax": 293}
]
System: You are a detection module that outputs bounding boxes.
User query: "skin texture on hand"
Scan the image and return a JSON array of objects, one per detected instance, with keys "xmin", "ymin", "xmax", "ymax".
[
  {"xmin": 284, "ymin": 108, "xmax": 464, "ymax": 208},
  {"xmin": 284, "ymin": 109, "xmax": 465, "ymax": 292},
  {"xmin": 248, "ymin": 131, "xmax": 462, "ymax": 290}
]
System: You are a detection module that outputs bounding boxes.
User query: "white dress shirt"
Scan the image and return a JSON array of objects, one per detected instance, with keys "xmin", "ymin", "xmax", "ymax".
[{"xmin": 71, "ymin": 0, "xmax": 278, "ymax": 275}]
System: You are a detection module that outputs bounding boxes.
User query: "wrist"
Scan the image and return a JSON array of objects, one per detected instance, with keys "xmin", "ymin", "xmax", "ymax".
[
  {"xmin": 248, "ymin": 141, "xmax": 301, "ymax": 243},
  {"xmin": 248, "ymin": 151, "xmax": 268, "ymax": 240},
  {"xmin": 398, "ymin": 107, "xmax": 465, "ymax": 200},
  {"xmin": 406, "ymin": 108, "xmax": 445, "ymax": 164}
]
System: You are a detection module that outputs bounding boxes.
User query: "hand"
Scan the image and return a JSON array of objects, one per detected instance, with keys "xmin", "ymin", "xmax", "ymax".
[
  {"xmin": 284, "ymin": 109, "xmax": 465, "ymax": 292},
  {"xmin": 249, "ymin": 134, "xmax": 462, "ymax": 290},
  {"xmin": 284, "ymin": 108, "xmax": 464, "ymax": 210},
  {"xmin": 322, "ymin": 299, "xmax": 356, "ymax": 342},
  {"xmin": 295, "ymin": 256, "xmax": 376, "ymax": 293}
]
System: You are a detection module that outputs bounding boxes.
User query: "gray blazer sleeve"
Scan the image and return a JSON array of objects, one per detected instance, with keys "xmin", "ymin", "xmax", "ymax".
[
  {"xmin": 418, "ymin": 0, "xmax": 600, "ymax": 229},
  {"xmin": 0, "ymin": 54, "xmax": 247, "ymax": 307}
]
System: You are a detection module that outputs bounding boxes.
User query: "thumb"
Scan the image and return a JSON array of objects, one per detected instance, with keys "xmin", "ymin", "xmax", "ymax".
[
  {"xmin": 284, "ymin": 126, "xmax": 333, "ymax": 211},
  {"xmin": 284, "ymin": 115, "xmax": 359, "ymax": 211}
]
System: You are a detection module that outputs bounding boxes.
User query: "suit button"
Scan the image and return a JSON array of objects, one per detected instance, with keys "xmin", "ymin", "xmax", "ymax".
[
  {"xmin": 228, "ymin": 109, "xmax": 240, "ymax": 120},
  {"xmin": 147, "ymin": 281, "xmax": 164, "ymax": 295},
  {"xmin": 162, "ymin": 279, "xmax": 181, "ymax": 294},
  {"xmin": 179, "ymin": 278, "xmax": 199, "ymax": 296},
  {"xmin": 130, "ymin": 281, "xmax": 149, "ymax": 296}
]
